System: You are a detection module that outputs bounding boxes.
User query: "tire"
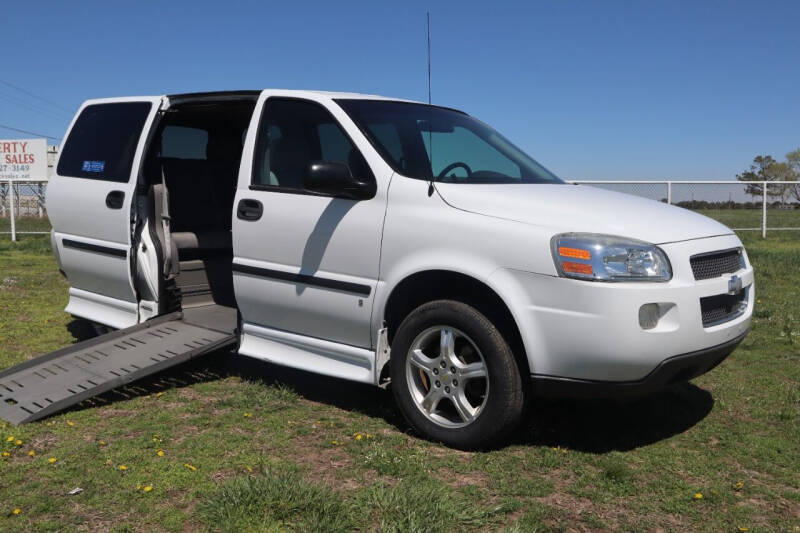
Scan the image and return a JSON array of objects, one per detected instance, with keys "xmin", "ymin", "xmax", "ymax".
[{"xmin": 390, "ymin": 299, "xmax": 525, "ymax": 450}]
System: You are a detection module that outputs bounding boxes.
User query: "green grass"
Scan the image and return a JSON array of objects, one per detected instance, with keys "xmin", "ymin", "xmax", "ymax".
[
  {"xmin": 0, "ymin": 232, "xmax": 798, "ymax": 532},
  {"xmin": 0, "ymin": 217, "xmax": 51, "ymax": 235},
  {"xmin": 695, "ymin": 208, "xmax": 800, "ymax": 231}
]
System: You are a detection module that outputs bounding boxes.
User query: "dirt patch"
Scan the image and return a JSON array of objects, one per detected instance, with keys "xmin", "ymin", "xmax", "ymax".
[{"xmin": 291, "ymin": 439, "xmax": 357, "ymax": 487}]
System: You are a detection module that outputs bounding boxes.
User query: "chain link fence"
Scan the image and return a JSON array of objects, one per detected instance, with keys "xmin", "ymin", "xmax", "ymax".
[
  {"xmin": 1, "ymin": 180, "xmax": 50, "ymax": 239},
  {"xmin": 2, "ymin": 179, "xmax": 799, "ymax": 241}
]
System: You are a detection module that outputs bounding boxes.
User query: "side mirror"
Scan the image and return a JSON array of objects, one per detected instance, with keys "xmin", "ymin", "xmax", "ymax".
[{"xmin": 303, "ymin": 161, "xmax": 375, "ymax": 200}]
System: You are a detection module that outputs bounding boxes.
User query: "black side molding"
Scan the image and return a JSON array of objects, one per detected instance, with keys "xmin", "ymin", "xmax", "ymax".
[
  {"xmin": 62, "ymin": 239, "xmax": 127, "ymax": 258},
  {"xmin": 232, "ymin": 263, "xmax": 371, "ymax": 297}
]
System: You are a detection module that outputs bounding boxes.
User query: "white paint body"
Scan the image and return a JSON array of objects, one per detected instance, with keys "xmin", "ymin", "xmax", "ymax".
[{"xmin": 48, "ymin": 90, "xmax": 754, "ymax": 387}]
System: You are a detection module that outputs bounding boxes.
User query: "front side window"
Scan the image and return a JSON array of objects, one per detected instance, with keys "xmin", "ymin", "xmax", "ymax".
[
  {"xmin": 336, "ymin": 99, "xmax": 562, "ymax": 185},
  {"xmin": 252, "ymin": 98, "xmax": 374, "ymax": 190},
  {"xmin": 57, "ymin": 102, "xmax": 152, "ymax": 182}
]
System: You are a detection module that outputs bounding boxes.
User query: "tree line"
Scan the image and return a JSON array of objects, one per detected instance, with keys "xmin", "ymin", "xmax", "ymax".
[{"xmin": 736, "ymin": 148, "xmax": 800, "ymax": 206}]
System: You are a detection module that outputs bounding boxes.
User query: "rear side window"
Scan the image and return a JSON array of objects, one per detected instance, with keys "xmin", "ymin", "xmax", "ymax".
[
  {"xmin": 57, "ymin": 102, "xmax": 152, "ymax": 182},
  {"xmin": 161, "ymin": 126, "xmax": 208, "ymax": 160}
]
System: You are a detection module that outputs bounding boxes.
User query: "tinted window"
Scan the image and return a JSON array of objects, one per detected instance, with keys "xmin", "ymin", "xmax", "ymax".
[
  {"xmin": 336, "ymin": 99, "xmax": 562, "ymax": 184},
  {"xmin": 252, "ymin": 98, "xmax": 374, "ymax": 190},
  {"xmin": 161, "ymin": 126, "xmax": 208, "ymax": 159},
  {"xmin": 57, "ymin": 102, "xmax": 152, "ymax": 182}
]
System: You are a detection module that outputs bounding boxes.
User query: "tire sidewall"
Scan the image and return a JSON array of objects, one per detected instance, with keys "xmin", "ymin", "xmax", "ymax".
[{"xmin": 390, "ymin": 300, "xmax": 523, "ymax": 449}]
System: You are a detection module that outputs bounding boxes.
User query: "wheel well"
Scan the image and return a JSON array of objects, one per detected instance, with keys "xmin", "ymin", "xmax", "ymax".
[{"xmin": 383, "ymin": 270, "xmax": 530, "ymax": 375}]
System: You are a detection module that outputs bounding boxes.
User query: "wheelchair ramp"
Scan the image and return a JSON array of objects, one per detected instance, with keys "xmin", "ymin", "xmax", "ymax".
[{"xmin": 0, "ymin": 308, "xmax": 237, "ymax": 425}]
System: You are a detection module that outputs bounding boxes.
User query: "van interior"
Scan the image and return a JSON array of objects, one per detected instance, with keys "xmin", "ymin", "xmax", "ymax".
[{"xmin": 140, "ymin": 94, "xmax": 257, "ymax": 316}]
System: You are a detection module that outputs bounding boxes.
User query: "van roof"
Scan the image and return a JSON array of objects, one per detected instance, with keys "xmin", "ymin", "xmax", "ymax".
[{"xmin": 163, "ymin": 89, "xmax": 421, "ymax": 104}]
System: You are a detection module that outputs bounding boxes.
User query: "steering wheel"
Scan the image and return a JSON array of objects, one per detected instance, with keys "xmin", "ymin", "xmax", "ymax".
[{"xmin": 437, "ymin": 161, "xmax": 472, "ymax": 180}]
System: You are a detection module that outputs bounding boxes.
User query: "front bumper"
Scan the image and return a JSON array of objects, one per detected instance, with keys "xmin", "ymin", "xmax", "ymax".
[
  {"xmin": 531, "ymin": 329, "xmax": 747, "ymax": 398},
  {"xmin": 490, "ymin": 234, "xmax": 753, "ymax": 384}
]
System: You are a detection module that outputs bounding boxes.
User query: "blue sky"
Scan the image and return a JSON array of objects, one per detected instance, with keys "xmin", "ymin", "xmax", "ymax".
[{"xmin": 1, "ymin": 0, "xmax": 798, "ymax": 180}]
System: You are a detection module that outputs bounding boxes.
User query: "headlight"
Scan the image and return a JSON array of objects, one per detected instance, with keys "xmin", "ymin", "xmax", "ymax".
[{"xmin": 551, "ymin": 233, "xmax": 672, "ymax": 282}]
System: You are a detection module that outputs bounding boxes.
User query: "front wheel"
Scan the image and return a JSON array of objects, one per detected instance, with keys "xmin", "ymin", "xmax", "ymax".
[{"xmin": 390, "ymin": 300, "xmax": 525, "ymax": 450}]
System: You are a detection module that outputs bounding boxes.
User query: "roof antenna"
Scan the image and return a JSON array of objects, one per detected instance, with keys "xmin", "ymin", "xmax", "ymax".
[{"xmin": 426, "ymin": 10, "xmax": 435, "ymax": 197}]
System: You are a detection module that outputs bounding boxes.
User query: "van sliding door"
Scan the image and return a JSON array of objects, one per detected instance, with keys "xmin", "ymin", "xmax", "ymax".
[{"xmin": 46, "ymin": 97, "xmax": 163, "ymax": 329}]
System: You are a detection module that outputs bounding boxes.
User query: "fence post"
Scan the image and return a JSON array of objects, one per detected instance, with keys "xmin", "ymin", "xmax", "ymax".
[
  {"xmin": 667, "ymin": 181, "xmax": 672, "ymax": 205},
  {"xmin": 762, "ymin": 181, "xmax": 767, "ymax": 239},
  {"xmin": 9, "ymin": 180, "xmax": 16, "ymax": 242}
]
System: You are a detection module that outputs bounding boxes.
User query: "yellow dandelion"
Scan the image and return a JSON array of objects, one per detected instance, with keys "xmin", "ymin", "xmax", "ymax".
[
  {"xmin": 66, "ymin": 421, "xmax": 75, "ymax": 427},
  {"xmin": 693, "ymin": 492, "xmax": 703, "ymax": 500},
  {"xmin": 2, "ymin": 451, "xmax": 10, "ymax": 457},
  {"xmin": 184, "ymin": 463, "xmax": 197, "ymax": 471},
  {"xmin": 27, "ymin": 450, "xmax": 35, "ymax": 457},
  {"xmin": 136, "ymin": 484, "xmax": 142, "ymax": 490},
  {"xmin": 734, "ymin": 481, "xmax": 744, "ymax": 490},
  {"xmin": 246, "ymin": 466, "xmax": 253, "ymax": 472},
  {"xmin": 119, "ymin": 465, "xmax": 127, "ymax": 471},
  {"xmin": 355, "ymin": 434, "xmax": 362, "ymax": 441},
  {"xmin": 45, "ymin": 422, "xmax": 52, "ymax": 427},
  {"xmin": 738, "ymin": 527, "xmax": 749, "ymax": 532},
  {"xmin": 12, "ymin": 508, "xmax": 21, "ymax": 515},
  {"xmin": 48, "ymin": 457, "xmax": 57, "ymax": 464},
  {"xmin": 14, "ymin": 440, "xmax": 22, "ymax": 446},
  {"xmin": 6, "ymin": 436, "xmax": 14, "ymax": 443},
  {"xmin": 156, "ymin": 450, "xmax": 164, "ymax": 457},
  {"xmin": 143, "ymin": 485, "xmax": 152, "ymax": 493},
  {"xmin": 332, "ymin": 440, "xmax": 339, "ymax": 445},
  {"xmin": 243, "ymin": 413, "xmax": 253, "ymax": 418},
  {"xmin": 98, "ymin": 441, "xmax": 107, "ymax": 446}
]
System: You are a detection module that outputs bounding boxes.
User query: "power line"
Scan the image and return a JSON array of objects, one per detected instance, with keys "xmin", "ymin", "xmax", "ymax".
[
  {"xmin": 0, "ymin": 123, "xmax": 60, "ymax": 140},
  {"xmin": 0, "ymin": 91, "xmax": 72, "ymax": 121},
  {"xmin": 0, "ymin": 79, "xmax": 72, "ymax": 113}
]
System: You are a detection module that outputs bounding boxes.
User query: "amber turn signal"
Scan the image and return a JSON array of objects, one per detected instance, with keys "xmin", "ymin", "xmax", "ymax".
[{"xmin": 558, "ymin": 246, "xmax": 591, "ymax": 260}]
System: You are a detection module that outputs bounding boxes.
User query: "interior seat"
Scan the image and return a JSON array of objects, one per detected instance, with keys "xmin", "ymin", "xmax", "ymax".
[
  {"xmin": 160, "ymin": 157, "xmax": 232, "ymax": 260},
  {"xmin": 268, "ymin": 136, "xmax": 311, "ymax": 188}
]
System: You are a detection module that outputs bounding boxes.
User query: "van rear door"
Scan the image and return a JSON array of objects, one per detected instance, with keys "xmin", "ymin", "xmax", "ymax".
[{"xmin": 46, "ymin": 97, "xmax": 163, "ymax": 328}]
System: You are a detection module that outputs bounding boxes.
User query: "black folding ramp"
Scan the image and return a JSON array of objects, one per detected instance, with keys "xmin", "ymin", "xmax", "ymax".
[{"xmin": 0, "ymin": 306, "xmax": 237, "ymax": 425}]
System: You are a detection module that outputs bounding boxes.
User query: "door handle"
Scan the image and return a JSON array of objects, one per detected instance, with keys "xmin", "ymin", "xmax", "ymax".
[
  {"xmin": 106, "ymin": 190, "xmax": 125, "ymax": 209},
  {"xmin": 237, "ymin": 199, "xmax": 263, "ymax": 221}
]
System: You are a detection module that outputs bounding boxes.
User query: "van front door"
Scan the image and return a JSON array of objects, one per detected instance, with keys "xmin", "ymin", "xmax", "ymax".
[
  {"xmin": 46, "ymin": 97, "xmax": 162, "ymax": 328},
  {"xmin": 232, "ymin": 93, "xmax": 390, "ymax": 383}
]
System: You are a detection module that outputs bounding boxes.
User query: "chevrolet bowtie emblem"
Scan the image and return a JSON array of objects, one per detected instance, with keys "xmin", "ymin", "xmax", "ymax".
[{"xmin": 728, "ymin": 275, "xmax": 742, "ymax": 295}]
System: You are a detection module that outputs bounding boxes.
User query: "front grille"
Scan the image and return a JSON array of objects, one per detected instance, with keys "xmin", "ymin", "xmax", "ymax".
[
  {"xmin": 700, "ymin": 290, "xmax": 747, "ymax": 327},
  {"xmin": 690, "ymin": 248, "xmax": 745, "ymax": 280}
]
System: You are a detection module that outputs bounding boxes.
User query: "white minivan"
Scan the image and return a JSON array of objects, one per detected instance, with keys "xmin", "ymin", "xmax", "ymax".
[{"xmin": 42, "ymin": 90, "xmax": 753, "ymax": 448}]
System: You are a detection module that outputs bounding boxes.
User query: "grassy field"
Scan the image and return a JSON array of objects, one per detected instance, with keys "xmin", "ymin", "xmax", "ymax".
[{"xmin": 0, "ymin": 232, "xmax": 798, "ymax": 532}]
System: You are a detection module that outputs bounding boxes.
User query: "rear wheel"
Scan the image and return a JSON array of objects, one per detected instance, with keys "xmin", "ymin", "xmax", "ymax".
[{"xmin": 390, "ymin": 300, "xmax": 525, "ymax": 450}]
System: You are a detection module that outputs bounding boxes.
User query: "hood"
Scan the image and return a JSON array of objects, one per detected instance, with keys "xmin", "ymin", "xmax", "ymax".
[{"xmin": 435, "ymin": 183, "xmax": 732, "ymax": 244}]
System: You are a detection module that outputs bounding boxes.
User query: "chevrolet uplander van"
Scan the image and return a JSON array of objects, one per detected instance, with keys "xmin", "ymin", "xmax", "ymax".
[{"xmin": 41, "ymin": 90, "xmax": 753, "ymax": 448}]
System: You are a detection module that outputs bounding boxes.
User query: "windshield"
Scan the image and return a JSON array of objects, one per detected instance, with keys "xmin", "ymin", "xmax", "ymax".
[{"xmin": 335, "ymin": 99, "xmax": 562, "ymax": 184}]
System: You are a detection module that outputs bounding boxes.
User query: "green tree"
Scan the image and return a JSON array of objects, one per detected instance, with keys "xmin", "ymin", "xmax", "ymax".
[
  {"xmin": 736, "ymin": 154, "xmax": 794, "ymax": 206},
  {"xmin": 786, "ymin": 148, "xmax": 800, "ymax": 202}
]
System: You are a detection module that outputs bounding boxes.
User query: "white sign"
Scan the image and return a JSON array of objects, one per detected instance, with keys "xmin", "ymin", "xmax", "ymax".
[{"xmin": 0, "ymin": 138, "xmax": 48, "ymax": 181}]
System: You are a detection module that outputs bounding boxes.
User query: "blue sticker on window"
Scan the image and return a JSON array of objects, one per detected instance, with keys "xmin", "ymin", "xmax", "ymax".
[{"xmin": 82, "ymin": 160, "xmax": 105, "ymax": 173}]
